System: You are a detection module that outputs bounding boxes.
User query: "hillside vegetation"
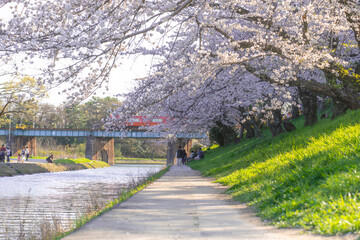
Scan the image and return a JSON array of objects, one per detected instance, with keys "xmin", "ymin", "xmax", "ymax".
[{"xmin": 189, "ymin": 110, "xmax": 360, "ymax": 235}]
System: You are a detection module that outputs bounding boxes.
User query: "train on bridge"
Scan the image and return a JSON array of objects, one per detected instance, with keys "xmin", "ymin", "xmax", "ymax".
[
  {"xmin": 126, "ymin": 116, "xmax": 168, "ymax": 127},
  {"xmin": 14, "ymin": 116, "xmax": 168, "ymax": 130}
]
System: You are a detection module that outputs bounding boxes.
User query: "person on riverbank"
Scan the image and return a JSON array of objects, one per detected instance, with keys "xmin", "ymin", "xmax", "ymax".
[
  {"xmin": 46, "ymin": 155, "xmax": 54, "ymax": 163},
  {"xmin": 25, "ymin": 147, "xmax": 30, "ymax": 161},
  {"xmin": 6, "ymin": 147, "xmax": 11, "ymax": 163},
  {"xmin": 17, "ymin": 153, "xmax": 22, "ymax": 163},
  {"xmin": 0, "ymin": 149, "xmax": 5, "ymax": 163},
  {"xmin": 194, "ymin": 148, "xmax": 204, "ymax": 160},
  {"xmin": 20, "ymin": 147, "xmax": 26, "ymax": 162},
  {"xmin": 0, "ymin": 144, "xmax": 6, "ymax": 152},
  {"xmin": 176, "ymin": 146, "xmax": 183, "ymax": 166},
  {"xmin": 188, "ymin": 150, "xmax": 196, "ymax": 162}
]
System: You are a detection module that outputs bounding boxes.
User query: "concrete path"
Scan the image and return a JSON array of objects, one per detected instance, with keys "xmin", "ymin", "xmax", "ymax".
[{"xmin": 64, "ymin": 166, "xmax": 355, "ymax": 240}]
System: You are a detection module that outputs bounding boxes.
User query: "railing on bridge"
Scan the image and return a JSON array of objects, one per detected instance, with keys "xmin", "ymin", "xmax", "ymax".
[{"xmin": 0, "ymin": 129, "xmax": 207, "ymax": 139}]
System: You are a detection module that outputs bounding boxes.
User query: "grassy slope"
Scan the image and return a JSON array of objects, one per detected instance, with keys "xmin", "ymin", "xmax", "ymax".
[{"xmin": 189, "ymin": 110, "xmax": 360, "ymax": 235}]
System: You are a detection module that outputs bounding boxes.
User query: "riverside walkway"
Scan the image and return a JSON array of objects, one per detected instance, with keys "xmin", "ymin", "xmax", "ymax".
[{"xmin": 64, "ymin": 166, "xmax": 355, "ymax": 240}]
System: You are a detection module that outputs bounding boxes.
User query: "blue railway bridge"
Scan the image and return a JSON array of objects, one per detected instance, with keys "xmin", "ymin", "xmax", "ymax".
[{"xmin": 0, "ymin": 128, "xmax": 206, "ymax": 165}]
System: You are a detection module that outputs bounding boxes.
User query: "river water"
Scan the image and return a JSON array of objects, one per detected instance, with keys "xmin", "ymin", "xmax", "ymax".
[{"xmin": 0, "ymin": 164, "xmax": 164, "ymax": 240}]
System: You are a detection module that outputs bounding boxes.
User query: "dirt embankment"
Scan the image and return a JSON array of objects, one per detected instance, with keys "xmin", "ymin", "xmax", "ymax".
[{"xmin": 0, "ymin": 161, "xmax": 109, "ymax": 177}]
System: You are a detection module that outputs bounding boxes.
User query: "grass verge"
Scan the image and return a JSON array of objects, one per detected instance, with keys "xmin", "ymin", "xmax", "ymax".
[
  {"xmin": 189, "ymin": 110, "xmax": 360, "ymax": 236},
  {"xmin": 54, "ymin": 166, "xmax": 170, "ymax": 239},
  {"xmin": 0, "ymin": 159, "xmax": 109, "ymax": 177}
]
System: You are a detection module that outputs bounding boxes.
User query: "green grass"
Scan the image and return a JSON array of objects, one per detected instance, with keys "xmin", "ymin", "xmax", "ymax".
[
  {"xmin": 0, "ymin": 159, "xmax": 110, "ymax": 177},
  {"xmin": 54, "ymin": 158, "xmax": 94, "ymax": 164},
  {"xmin": 189, "ymin": 110, "xmax": 360, "ymax": 235},
  {"xmin": 54, "ymin": 158, "xmax": 109, "ymax": 169},
  {"xmin": 115, "ymin": 157, "xmax": 166, "ymax": 161}
]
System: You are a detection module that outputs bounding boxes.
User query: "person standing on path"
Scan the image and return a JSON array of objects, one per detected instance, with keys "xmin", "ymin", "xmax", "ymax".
[
  {"xmin": 20, "ymin": 147, "xmax": 26, "ymax": 162},
  {"xmin": 25, "ymin": 147, "xmax": 30, "ymax": 161},
  {"xmin": 176, "ymin": 146, "xmax": 183, "ymax": 166},
  {"xmin": 182, "ymin": 148, "xmax": 187, "ymax": 165},
  {"xmin": 6, "ymin": 147, "xmax": 11, "ymax": 162}
]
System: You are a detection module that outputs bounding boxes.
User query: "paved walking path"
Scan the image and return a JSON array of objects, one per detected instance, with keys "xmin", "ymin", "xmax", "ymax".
[{"xmin": 64, "ymin": 166, "xmax": 355, "ymax": 240}]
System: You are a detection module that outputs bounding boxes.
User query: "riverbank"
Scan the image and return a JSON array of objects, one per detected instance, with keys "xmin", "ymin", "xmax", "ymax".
[
  {"xmin": 189, "ymin": 109, "xmax": 360, "ymax": 236},
  {"xmin": 57, "ymin": 166, "xmax": 169, "ymax": 239},
  {"xmin": 0, "ymin": 160, "xmax": 109, "ymax": 177},
  {"xmin": 64, "ymin": 165, "xmax": 353, "ymax": 240},
  {"xmin": 0, "ymin": 164, "xmax": 164, "ymax": 240}
]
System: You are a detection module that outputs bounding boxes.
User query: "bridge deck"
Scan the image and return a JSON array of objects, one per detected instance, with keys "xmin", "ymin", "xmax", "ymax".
[{"xmin": 0, "ymin": 129, "xmax": 206, "ymax": 139}]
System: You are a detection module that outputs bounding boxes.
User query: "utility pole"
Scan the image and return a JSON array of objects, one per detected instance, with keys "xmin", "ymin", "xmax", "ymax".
[{"xmin": 7, "ymin": 115, "xmax": 11, "ymax": 147}]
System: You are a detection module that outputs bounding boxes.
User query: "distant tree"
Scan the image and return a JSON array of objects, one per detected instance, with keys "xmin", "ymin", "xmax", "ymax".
[
  {"xmin": 117, "ymin": 139, "xmax": 166, "ymax": 158},
  {"xmin": 33, "ymin": 103, "xmax": 65, "ymax": 128},
  {"xmin": 64, "ymin": 105, "xmax": 87, "ymax": 129},
  {"xmin": 83, "ymin": 97, "xmax": 121, "ymax": 129},
  {"xmin": 0, "ymin": 76, "xmax": 47, "ymax": 126}
]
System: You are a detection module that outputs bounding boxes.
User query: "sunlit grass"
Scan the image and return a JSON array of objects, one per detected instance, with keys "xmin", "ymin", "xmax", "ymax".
[
  {"xmin": 189, "ymin": 110, "xmax": 360, "ymax": 235},
  {"xmin": 54, "ymin": 158, "xmax": 94, "ymax": 164}
]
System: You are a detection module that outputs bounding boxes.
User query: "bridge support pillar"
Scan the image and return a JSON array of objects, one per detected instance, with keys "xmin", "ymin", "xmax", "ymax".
[
  {"xmin": 166, "ymin": 138, "xmax": 193, "ymax": 166},
  {"xmin": 12, "ymin": 136, "xmax": 36, "ymax": 157},
  {"xmin": 85, "ymin": 137, "xmax": 114, "ymax": 165}
]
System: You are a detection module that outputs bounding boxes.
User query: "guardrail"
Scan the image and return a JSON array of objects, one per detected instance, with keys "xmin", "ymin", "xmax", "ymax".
[{"xmin": 0, "ymin": 128, "xmax": 207, "ymax": 139}]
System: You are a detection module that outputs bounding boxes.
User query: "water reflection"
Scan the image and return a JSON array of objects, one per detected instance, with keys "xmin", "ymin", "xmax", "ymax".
[{"xmin": 0, "ymin": 164, "xmax": 164, "ymax": 239}]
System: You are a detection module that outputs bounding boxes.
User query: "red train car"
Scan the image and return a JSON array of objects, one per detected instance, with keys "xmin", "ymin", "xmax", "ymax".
[{"xmin": 127, "ymin": 116, "xmax": 168, "ymax": 127}]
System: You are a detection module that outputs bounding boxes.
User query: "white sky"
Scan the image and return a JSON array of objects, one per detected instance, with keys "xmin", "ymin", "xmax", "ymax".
[
  {"xmin": 0, "ymin": 4, "xmax": 154, "ymax": 107},
  {"xmin": 45, "ymin": 55, "xmax": 152, "ymax": 106}
]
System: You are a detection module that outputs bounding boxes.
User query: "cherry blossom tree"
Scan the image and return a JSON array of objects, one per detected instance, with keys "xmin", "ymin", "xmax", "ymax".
[
  {"xmin": 1, "ymin": 0, "xmax": 360, "ymax": 135},
  {"xmin": 107, "ymin": 0, "xmax": 360, "ymax": 132}
]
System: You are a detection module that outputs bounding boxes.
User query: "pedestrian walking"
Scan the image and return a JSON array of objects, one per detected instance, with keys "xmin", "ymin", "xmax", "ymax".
[
  {"xmin": 17, "ymin": 153, "xmax": 21, "ymax": 163},
  {"xmin": 182, "ymin": 148, "xmax": 187, "ymax": 165},
  {"xmin": 176, "ymin": 146, "xmax": 183, "ymax": 166}
]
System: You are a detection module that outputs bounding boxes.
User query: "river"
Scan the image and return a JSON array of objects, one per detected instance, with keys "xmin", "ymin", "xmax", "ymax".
[{"xmin": 0, "ymin": 164, "xmax": 164, "ymax": 240}]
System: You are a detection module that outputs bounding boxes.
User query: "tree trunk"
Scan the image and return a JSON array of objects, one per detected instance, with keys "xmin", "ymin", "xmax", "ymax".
[
  {"xmin": 249, "ymin": 116, "xmax": 262, "ymax": 138},
  {"xmin": 331, "ymin": 99, "xmax": 348, "ymax": 119},
  {"xmin": 298, "ymin": 87, "xmax": 318, "ymax": 126},
  {"xmin": 291, "ymin": 105, "xmax": 300, "ymax": 119},
  {"xmin": 238, "ymin": 125, "xmax": 244, "ymax": 140},
  {"xmin": 270, "ymin": 109, "xmax": 285, "ymax": 137},
  {"xmin": 243, "ymin": 120, "xmax": 255, "ymax": 139}
]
